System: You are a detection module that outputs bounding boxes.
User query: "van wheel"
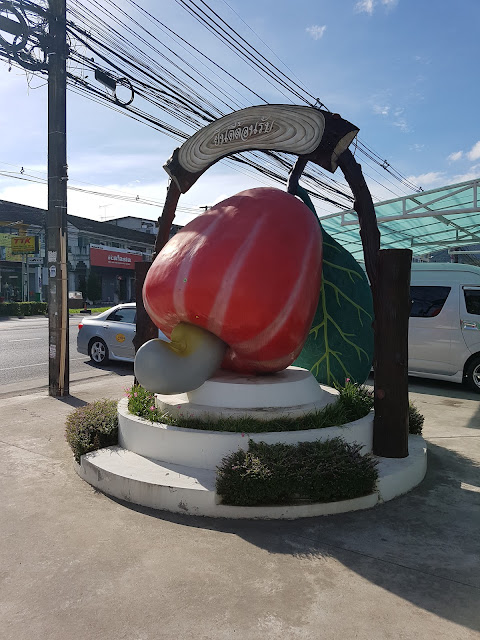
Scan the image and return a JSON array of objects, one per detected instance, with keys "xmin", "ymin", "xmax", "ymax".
[{"xmin": 465, "ymin": 356, "xmax": 480, "ymax": 393}]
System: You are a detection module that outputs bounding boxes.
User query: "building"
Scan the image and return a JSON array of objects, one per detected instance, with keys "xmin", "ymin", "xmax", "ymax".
[
  {"xmin": 107, "ymin": 215, "xmax": 183, "ymax": 237},
  {"xmin": 0, "ymin": 201, "xmax": 181, "ymax": 304}
]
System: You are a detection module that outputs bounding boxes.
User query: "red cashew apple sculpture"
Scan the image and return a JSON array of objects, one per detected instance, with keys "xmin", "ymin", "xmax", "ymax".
[{"xmin": 135, "ymin": 187, "xmax": 323, "ymax": 394}]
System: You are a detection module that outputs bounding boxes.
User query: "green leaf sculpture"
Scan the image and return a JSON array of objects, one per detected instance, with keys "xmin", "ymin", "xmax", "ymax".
[{"xmin": 294, "ymin": 186, "xmax": 374, "ymax": 386}]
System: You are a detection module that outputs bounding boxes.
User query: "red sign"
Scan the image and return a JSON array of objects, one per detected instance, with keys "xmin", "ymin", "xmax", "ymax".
[{"xmin": 90, "ymin": 248, "xmax": 144, "ymax": 270}]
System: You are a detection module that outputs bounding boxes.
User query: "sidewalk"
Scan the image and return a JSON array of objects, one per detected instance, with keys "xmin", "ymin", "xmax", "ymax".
[{"xmin": 0, "ymin": 372, "xmax": 479, "ymax": 640}]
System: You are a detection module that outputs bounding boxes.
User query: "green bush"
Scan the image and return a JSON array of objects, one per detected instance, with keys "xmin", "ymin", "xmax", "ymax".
[
  {"xmin": 337, "ymin": 383, "xmax": 424, "ymax": 436},
  {"xmin": 65, "ymin": 399, "xmax": 118, "ymax": 463},
  {"xmin": 408, "ymin": 402, "xmax": 424, "ymax": 435},
  {"xmin": 125, "ymin": 380, "xmax": 375, "ymax": 433},
  {"xmin": 336, "ymin": 379, "xmax": 374, "ymax": 423},
  {"xmin": 216, "ymin": 438, "xmax": 379, "ymax": 506},
  {"xmin": 126, "ymin": 381, "xmax": 423, "ymax": 436},
  {"xmin": 0, "ymin": 301, "xmax": 47, "ymax": 316},
  {"xmin": 127, "ymin": 385, "xmax": 165, "ymax": 422}
]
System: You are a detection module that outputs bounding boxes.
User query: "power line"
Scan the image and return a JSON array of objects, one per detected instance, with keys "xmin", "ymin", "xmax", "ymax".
[{"xmin": 1, "ymin": 0, "xmax": 422, "ymax": 207}]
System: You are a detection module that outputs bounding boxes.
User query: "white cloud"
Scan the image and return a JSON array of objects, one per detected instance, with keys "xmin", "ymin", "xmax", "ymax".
[
  {"xmin": 407, "ymin": 172, "xmax": 446, "ymax": 188},
  {"xmin": 355, "ymin": 0, "xmax": 398, "ymax": 13},
  {"xmin": 355, "ymin": 0, "xmax": 374, "ymax": 13},
  {"xmin": 306, "ymin": 25, "xmax": 327, "ymax": 40},
  {"xmin": 373, "ymin": 104, "xmax": 390, "ymax": 116},
  {"xmin": 0, "ymin": 165, "xmax": 276, "ymax": 227},
  {"xmin": 409, "ymin": 143, "xmax": 424, "ymax": 152},
  {"xmin": 467, "ymin": 141, "xmax": 480, "ymax": 162},
  {"xmin": 452, "ymin": 167, "xmax": 480, "ymax": 184},
  {"xmin": 447, "ymin": 151, "xmax": 463, "ymax": 162},
  {"xmin": 393, "ymin": 118, "xmax": 410, "ymax": 133}
]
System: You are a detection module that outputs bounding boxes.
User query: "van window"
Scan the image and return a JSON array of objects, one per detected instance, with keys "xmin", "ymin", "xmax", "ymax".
[
  {"xmin": 464, "ymin": 289, "xmax": 480, "ymax": 315},
  {"xmin": 410, "ymin": 286, "xmax": 451, "ymax": 318}
]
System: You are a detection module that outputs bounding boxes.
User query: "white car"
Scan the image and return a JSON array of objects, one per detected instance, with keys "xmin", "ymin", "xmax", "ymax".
[{"xmin": 77, "ymin": 303, "xmax": 166, "ymax": 364}]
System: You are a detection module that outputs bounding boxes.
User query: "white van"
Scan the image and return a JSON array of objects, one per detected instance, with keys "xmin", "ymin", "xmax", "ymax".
[{"xmin": 409, "ymin": 263, "xmax": 480, "ymax": 392}]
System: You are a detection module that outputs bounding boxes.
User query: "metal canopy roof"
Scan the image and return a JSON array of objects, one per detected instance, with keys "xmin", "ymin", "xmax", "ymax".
[{"xmin": 319, "ymin": 178, "xmax": 480, "ymax": 260}]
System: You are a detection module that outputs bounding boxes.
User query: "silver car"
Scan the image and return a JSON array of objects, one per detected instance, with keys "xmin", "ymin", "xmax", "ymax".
[{"xmin": 77, "ymin": 303, "xmax": 166, "ymax": 364}]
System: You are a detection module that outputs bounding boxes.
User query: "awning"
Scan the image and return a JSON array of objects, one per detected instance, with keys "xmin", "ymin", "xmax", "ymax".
[{"xmin": 319, "ymin": 178, "xmax": 480, "ymax": 261}]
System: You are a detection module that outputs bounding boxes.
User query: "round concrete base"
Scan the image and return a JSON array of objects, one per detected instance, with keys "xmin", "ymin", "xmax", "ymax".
[
  {"xmin": 156, "ymin": 366, "xmax": 339, "ymax": 421},
  {"xmin": 75, "ymin": 367, "xmax": 428, "ymax": 519},
  {"xmin": 75, "ymin": 435, "xmax": 427, "ymax": 519}
]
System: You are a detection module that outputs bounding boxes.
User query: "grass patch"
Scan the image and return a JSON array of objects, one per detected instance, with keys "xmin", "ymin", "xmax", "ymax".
[
  {"xmin": 65, "ymin": 399, "xmax": 118, "ymax": 463},
  {"xmin": 126, "ymin": 381, "xmax": 424, "ymax": 435},
  {"xmin": 216, "ymin": 438, "xmax": 379, "ymax": 506},
  {"xmin": 69, "ymin": 307, "xmax": 111, "ymax": 314},
  {"xmin": 126, "ymin": 381, "xmax": 374, "ymax": 433}
]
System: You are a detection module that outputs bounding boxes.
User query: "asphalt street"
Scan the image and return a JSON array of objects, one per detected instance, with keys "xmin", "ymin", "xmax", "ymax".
[{"xmin": 0, "ymin": 315, "xmax": 133, "ymax": 392}]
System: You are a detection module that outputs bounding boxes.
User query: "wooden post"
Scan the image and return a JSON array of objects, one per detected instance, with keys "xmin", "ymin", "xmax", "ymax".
[
  {"xmin": 372, "ymin": 249, "xmax": 412, "ymax": 457},
  {"xmin": 337, "ymin": 150, "xmax": 412, "ymax": 458},
  {"xmin": 132, "ymin": 261, "xmax": 158, "ymax": 355},
  {"xmin": 154, "ymin": 180, "xmax": 181, "ymax": 256},
  {"xmin": 337, "ymin": 150, "xmax": 380, "ymax": 292},
  {"xmin": 133, "ymin": 179, "xmax": 182, "ymax": 365},
  {"xmin": 47, "ymin": 0, "xmax": 69, "ymax": 397}
]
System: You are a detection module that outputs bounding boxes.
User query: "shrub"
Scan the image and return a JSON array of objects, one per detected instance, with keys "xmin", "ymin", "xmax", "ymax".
[
  {"xmin": 127, "ymin": 385, "xmax": 165, "ymax": 422},
  {"xmin": 336, "ymin": 379, "xmax": 374, "ymax": 422},
  {"xmin": 0, "ymin": 301, "xmax": 47, "ymax": 316},
  {"xmin": 125, "ymin": 381, "xmax": 375, "ymax": 433},
  {"xmin": 216, "ymin": 438, "xmax": 378, "ymax": 506},
  {"xmin": 125, "ymin": 382, "xmax": 423, "ymax": 436},
  {"xmin": 408, "ymin": 401, "xmax": 424, "ymax": 435},
  {"xmin": 65, "ymin": 399, "xmax": 118, "ymax": 463}
]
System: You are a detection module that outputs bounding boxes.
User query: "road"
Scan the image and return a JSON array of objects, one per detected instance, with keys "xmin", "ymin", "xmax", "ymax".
[
  {"xmin": 0, "ymin": 315, "xmax": 133, "ymax": 394},
  {"xmin": 1, "ymin": 315, "xmax": 479, "ymax": 403}
]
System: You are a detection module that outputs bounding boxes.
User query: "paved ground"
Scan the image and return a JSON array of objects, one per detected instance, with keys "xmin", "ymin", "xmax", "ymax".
[{"xmin": 0, "ymin": 371, "xmax": 479, "ymax": 639}]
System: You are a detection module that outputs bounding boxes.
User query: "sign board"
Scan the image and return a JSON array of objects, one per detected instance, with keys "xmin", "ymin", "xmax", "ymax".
[
  {"xmin": 11, "ymin": 236, "xmax": 39, "ymax": 254},
  {"xmin": 28, "ymin": 256, "xmax": 44, "ymax": 265},
  {"xmin": 0, "ymin": 233, "xmax": 21, "ymax": 262},
  {"xmin": 164, "ymin": 105, "xmax": 359, "ymax": 193},
  {"xmin": 90, "ymin": 247, "xmax": 144, "ymax": 270}
]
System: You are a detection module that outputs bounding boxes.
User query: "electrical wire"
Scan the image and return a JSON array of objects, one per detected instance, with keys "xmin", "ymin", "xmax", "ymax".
[{"xmin": 2, "ymin": 0, "xmax": 422, "ymax": 210}]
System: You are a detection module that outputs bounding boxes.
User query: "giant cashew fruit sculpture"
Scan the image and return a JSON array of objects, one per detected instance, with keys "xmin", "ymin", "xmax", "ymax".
[
  {"xmin": 135, "ymin": 105, "xmax": 376, "ymax": 394},
  {"xmin": 139, "ymin": 187, "xmax": 323, "ymax": 393}
]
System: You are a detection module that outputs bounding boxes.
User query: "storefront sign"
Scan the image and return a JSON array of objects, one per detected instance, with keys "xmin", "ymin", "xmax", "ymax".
[
  {"xmin": 0, "ymin": 234, "xmax": 21, "ymax": 262},
  {"xmin": 11, "ymin": 236, "xmax": 39, "ymax": 254},
  {"xmin": 90, "ymin": 247, "xmax": 144, "ymax": 270}
]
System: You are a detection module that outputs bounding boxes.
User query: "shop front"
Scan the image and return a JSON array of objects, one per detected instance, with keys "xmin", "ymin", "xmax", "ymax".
[{"xmin": 89, "ymin": 245, "xmax": 144, "ymax": 304}]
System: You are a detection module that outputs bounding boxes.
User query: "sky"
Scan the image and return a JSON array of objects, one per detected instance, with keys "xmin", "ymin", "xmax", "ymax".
[{"xmin": 0, "ymin": 0, "xmax": 479, "ymax": 227}]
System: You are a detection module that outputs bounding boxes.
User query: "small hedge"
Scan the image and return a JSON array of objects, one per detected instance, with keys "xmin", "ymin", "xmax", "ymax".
[
  {"xmin": 126, "ymin": 381, "xmax": 375, "ymax": 432},
  {"xmin": 65, "ymin": 399, "xmax": 118, "ymax": 463},
  {"xmin": 216, "ymin": 438, "xmax": 379, "ymax": 506},
  {"xmin": 408, "ymin": 402, "xmax": 424, "ymax": 435},
  {"xmin": 0, "ymin": 301, "xmax": 47, "ymax": 316},
  {"xmin": 126, "ymin": 382, "xmax": 424, "ymax": 436}
]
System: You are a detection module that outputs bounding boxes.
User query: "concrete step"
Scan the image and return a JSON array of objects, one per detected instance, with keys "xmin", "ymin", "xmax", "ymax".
[
  {"xmin": 75, "ymin": 436, "xmax": 427, "ymax": 519},
  {"xmin": 77, "ymin": 446, "xmax": 218, "ymax": 516},
  {"xmin": 118, "ymin": 397, "xmax": 374, "ymax": 471}
]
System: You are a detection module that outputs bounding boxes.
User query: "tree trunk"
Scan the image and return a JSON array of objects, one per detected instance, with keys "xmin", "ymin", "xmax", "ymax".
[{"xmin": 372, "ymin": 249, "xmax": 412, "ymax": 457}]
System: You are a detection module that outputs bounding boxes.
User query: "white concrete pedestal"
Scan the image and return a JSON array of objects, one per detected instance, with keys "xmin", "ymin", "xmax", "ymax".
[
  {"xmin": 156, "ymin": 366, "xmax": 339, "ymax": 421},
  {"xmin": 74, "ymin": 366, "xmax": 428, "ymax": 519}
]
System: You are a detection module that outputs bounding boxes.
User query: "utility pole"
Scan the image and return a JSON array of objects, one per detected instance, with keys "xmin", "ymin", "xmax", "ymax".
[{"xmin": 47, "ymin": 0, "xmax": 69, "ymax": 396}]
